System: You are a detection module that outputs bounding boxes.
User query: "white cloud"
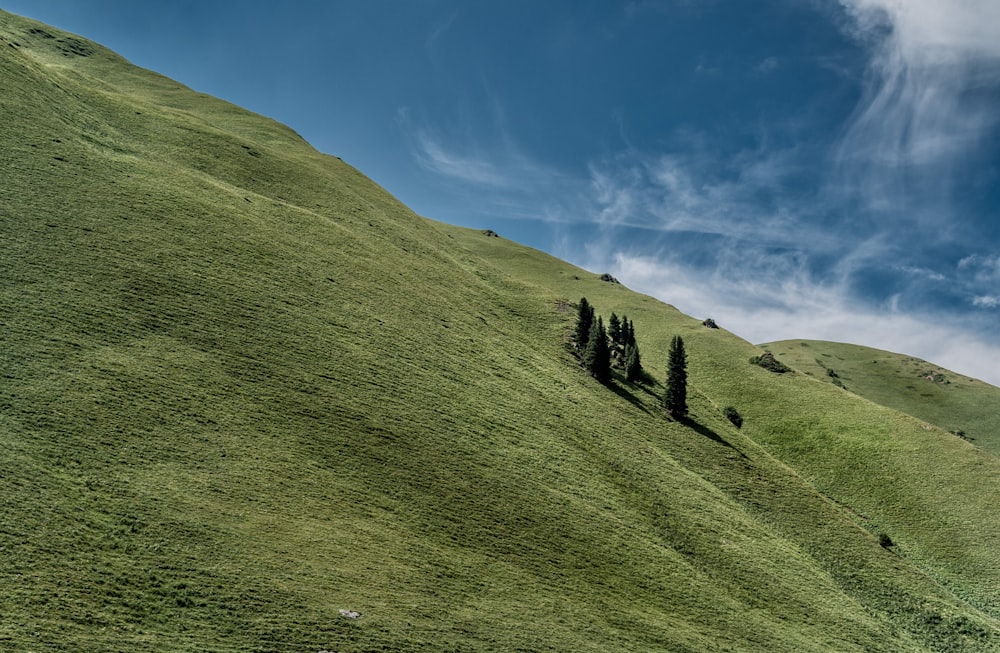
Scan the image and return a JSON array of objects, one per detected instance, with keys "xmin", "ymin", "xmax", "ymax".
[
  {"xmin": 972, "ymin": 295, "xmax": 1000, "ymax": 308},
  {"xmin": 898, "ymin": 265, "xmax": 946, "ymax": 282},
  {"xmin": 399, "ymin": 104, "xmax": 573, "ymax": 204},
  {"xmin": 840, "ymin": 0, "xmax": 1000, "ymax": 59},
  {"xmin": 582, "ymin": 145, "xmax": 831, "ymax": 252},
  {"xmin": 587, "ymin": 160, "xmax": 640, "ymax": 226},
  {"xmin": 426, "ymin": 10, "xmax": 459, "ymax": 50},
  {"xmin": 412, "ymin": 131, "xmax": 515, "ymax": 188},
  {"xmin": 835, "ymin": 0, "xmax": 1000, "ymax": 218},
  {"xmin": 756, "ymin": 56, "xmax": 779, "ymax": 73},
  {"xmin": 958, "ymin": 254, "xmax": 1000, "ymax": 281}
]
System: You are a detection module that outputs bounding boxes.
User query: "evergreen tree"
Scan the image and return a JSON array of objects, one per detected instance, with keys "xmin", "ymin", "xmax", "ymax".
[
  {"xmin": 624, "ymin": 342, "xmax": 642, "ymax": 383},
  {"xmin": 575, "ymin": 297, "xmax": 593, "ymax": 349},
  {"xmin": 623, "ymin": 317, "xmax": 636, "ymax": 349},
  {"xmin": 663, "ymin": 335, "xmax": 688, "ymax": 418},
  {"xmin": 583, "ymin": 316, "xmax": 611, "ymax": 383},
  {"xmin": 608, "ymin": 313, "xmax": 622, "ymax": 349}
]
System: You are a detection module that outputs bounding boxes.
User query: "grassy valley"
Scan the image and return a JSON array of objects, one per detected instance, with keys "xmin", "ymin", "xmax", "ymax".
[{"xmin": 1, "ymin": 11, "xmax": 998, "ymax": 652}]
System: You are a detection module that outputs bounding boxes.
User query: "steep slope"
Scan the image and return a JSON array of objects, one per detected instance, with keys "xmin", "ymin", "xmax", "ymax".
[
  {"xmin": 762, "ymin": 340, "xmax": 1000, "ymax": 457},
  {"xmin": 452, "ymin": 230, "xmax": 1000, "ymax": 627},
  {"xmin": 1, "ymin": 11, "xmax": 998, "ymax": 652}
]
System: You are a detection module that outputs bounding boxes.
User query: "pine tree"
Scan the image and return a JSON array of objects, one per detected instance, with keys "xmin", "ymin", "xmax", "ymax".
[
  {"xmin": 583, "ymin": 316, "xmax": 611, "ymax": 383},
  {"xmin": 575, "ymin": 298, "xmax": 593, "ymax": 350},
  {"xmin": 624, "ymin": 343, "xmax": 642, "ymax": 382},
  {"xmin": 663, "ymin": 335, "xmax": 688, "ymax": 418},
  {"xmin": 608, "ymin": 313, "xmax": 622, "ymax": 350},
  {"xmin": 623, "ymin": 317, "xmax": 636, "ymax": 349}
]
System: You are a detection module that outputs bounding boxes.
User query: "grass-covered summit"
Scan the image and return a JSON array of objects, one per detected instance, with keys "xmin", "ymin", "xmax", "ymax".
[{"xmin": 1, "ymin": 11, "xmax": 998, "ymax": 652}]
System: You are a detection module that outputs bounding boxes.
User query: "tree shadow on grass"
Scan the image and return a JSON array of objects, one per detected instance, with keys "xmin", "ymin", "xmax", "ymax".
[
  {"xmin": 679, "ymin": 417, "xmax": 749, "ymax": 459},
  {"xmin": 615, "ymin": 369, "xmax": 661, "ymax": 402},
  {"xmin": 634, "ymin": 370, "xmax": 660, "ymax": 392},
  {"xmin": 606, "ymin": 380, "xmax": 651, "ymax": 414}
]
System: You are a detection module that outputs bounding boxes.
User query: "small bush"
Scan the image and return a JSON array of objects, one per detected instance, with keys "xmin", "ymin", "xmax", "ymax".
[
  {"xmin": 599, "ymin": 273, "xmax": 619, "ymax": 284},
  {"xmin": 750, "ymin": 352, "xmax": 791, "ymax": 373},
  {"xmin": 723, "ymin": 406, "xmax": 742, "ymax": 428},
  {"xmin": 702, "ymin": 318, "xmax": 719, "ymax": 329},
  {"xmin": 878, "ymin": 533, "xmax": 894, "ymax": 548}
]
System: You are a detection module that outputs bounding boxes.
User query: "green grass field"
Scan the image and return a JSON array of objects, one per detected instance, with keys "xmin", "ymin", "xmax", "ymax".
[{"xmin": 1, "ymin": 11, "xmax": 998, "ymax": 651}]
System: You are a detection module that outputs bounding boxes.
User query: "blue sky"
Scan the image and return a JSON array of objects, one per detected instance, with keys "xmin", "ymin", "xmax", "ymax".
[{"xmin": 7, "ymin": 0, "xmax": 1000, "ymax": 384}]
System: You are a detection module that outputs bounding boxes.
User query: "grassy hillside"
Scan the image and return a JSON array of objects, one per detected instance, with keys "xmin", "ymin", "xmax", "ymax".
[
  {"xmin": 1, "ymin": 11, "xmax": 998, "ymax": 652},
  {"xmin": 763, "ymin": 339, "xmax": 1000, "ymax": 457}
]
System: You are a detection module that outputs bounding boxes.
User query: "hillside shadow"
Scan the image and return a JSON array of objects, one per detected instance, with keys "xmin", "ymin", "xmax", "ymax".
[
  {"xmin": 682, "ymin": 418, "xmax": 748, "ymax": 459},
  {"xmin": 606, "ymin": 378, "xmax": 651, "ymax": 414},
  {"xmin": 619, "ymin": 370, "xmax": 661, "ymax": 401}
]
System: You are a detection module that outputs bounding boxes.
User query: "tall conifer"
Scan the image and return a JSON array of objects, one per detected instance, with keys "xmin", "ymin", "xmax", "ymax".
[
  {"xmin": 624, "ymin": 343, "xmax": 642, "ymax": 382},
  {"xmin": 663, "ymin": 335, "xmax": 688, "ymax": 418},
  {"xmin": 575, "ymin": 298, "xmax": 593, "ymax": 349},
  {"xmin": 608, "ymin": 313, "xmax": 622, "ymax": 349},
  {"xmin": 583, "ymin": 316, "xmax": 611, "ymax": 383}
]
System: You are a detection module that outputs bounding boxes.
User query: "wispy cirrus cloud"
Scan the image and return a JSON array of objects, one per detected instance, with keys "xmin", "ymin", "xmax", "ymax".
[
  {"xmin": 833, "ymin": 0, "xmax": 1000, "ymax": 221},
  {"xmin": 426, "ymin": 9, "xmax": 459, "ymax": 50},
  {"xmin": 957, "ymin": 254, "xmax": 1000, "ymax": 309},
  {"xmin": 583, "ymin": 144, "xmax": 820, "ymax": 247},
  {"xmin": 397, "ymin": 104, "xmax": 574, "ymax": 214},
  {"xmin": 411, "ymin": 130, "xmax": 515, "ymax": 188},
  {"xmin": 958, "ymin": 254, "xmax": 1000, "ymax": 282}
]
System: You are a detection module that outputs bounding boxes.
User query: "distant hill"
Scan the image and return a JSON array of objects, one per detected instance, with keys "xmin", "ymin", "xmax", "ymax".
[
  {"xmin": 1, "ymin": 10, "xmax": 998, "ymax": 652},
  {"xmin": 762, "ymin": 340, "xmax": 1000, "ymax": 457}
]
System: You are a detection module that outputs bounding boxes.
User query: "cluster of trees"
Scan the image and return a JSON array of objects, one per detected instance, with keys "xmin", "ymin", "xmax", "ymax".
[
  {"xmin": 573, "ymin": 297, "xmax": 689, "ymax": 420},
  {"xmin": 574, "ymin": 298, "xmax": 642, "ymax": 383}
]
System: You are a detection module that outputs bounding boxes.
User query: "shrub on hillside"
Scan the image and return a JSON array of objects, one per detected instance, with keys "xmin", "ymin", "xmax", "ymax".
[
  {"xmin": 702, "ymin": 318, "xmax": 719, "ymax": 329},
  {"xmin": 750, "ymin": 352, "xmax": 791, "ymax": 374},
  {"xmin": 879, "ymin": 533, "xmax": 894, "ymax": 549},
  {"xmin": 723, "ymin": 406, "xmax": 742, "ymax": 428}
]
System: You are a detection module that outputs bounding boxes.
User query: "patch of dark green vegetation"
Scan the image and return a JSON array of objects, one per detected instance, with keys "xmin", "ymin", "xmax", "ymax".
[
  {"xmin": 750, "ymin": 351, "xmax": 792, "ymax": 373},
  {"xmin": 723, "ymin": 406, "xmax": 743, "ymax": 428}
]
